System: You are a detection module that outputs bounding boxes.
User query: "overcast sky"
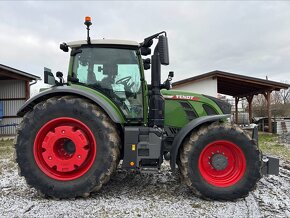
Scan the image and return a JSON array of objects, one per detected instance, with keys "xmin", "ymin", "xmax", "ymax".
[{"xmin": 1, "ymin": 1, "xmax": 290, "ymax": 90}]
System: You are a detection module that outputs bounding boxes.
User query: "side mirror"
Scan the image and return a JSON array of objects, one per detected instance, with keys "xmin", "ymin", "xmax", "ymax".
[
  {"xmin": 161, "ymin": 71, "xmax": 174, "ymax": 90},
  {"xmin": 60, "ymin": 43, "xmax": 69, "ymax": 52},
  {"xmin": 56, "ymin": 71, "xmax": 63, "ymax": 78},
  {"xmin": 44, "ymin": 67, "xmax": 56, "ymax": 85},
  {"xmin": 158, "ymin": 35, "xmax": 169, "ymax": 65},
  {"xmin": 56, "ymin": 71, "xmax": 64, "ymax": 84}
]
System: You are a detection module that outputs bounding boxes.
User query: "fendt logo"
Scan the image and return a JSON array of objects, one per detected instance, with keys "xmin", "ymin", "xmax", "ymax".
[{"xmin": 165, "ymin": 95, "xmax": 200, "ymax": 101}]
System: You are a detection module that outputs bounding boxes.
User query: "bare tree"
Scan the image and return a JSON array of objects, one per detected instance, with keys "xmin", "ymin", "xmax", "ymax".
[
  {"xmin": 280, "ymin": 88, "xmax": 290, "ymax": 104},
  {"xmin": 252, "ymin": 94, "xmax": 267, "ymax": 117},
  {"xmin": 275, "ymin": 80, "xmax": 290, "ymax": 104}
]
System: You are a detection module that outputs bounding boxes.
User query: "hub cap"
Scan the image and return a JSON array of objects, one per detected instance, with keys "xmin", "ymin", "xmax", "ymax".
[
  {"xmin": 211, "ymin": 153, "xmax": 228, "ymax": 170},
  {"xmin": 198, "ymin": 140, "xmax": 246, "ymax": 187},
  {"xmin": 34, "ymin": 117, "xmax": 97, "ymax": 181}
]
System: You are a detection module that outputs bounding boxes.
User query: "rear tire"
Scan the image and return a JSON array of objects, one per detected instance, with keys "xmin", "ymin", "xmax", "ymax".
[
  {"xmin": 178, "ymin": 123, "xmax": 261, "ymax": 200},
  {"xmin": 15, "ymin": 96, "xmax": 121, "ymax": 198}
]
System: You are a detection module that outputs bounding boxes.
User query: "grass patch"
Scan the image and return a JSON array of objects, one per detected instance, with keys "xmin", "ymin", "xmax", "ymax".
[
  {"xmin": 0, "ymin": 139, "xmax": 14, "ymax": 159},
  {"xmin": 259, "ymin": 133, "xmax": 290, "ymax": 160},
  {"xmin": 0, "ymin": 139, "xmax": 15, "ymax": 175}
]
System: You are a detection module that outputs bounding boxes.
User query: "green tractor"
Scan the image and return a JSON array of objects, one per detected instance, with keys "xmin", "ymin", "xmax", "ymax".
[{"xmin": 15, "ymin": 17, "xmax": 279, "ymax": 200}]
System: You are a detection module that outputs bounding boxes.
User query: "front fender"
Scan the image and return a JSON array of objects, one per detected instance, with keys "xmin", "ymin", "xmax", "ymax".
[
  {"xmin": 170, "ymin": 114, "xmax": 230, "ymax": 170},
  {"xmin": 17, "ymin": 86, "xmax": 124, "ymax": 123}
]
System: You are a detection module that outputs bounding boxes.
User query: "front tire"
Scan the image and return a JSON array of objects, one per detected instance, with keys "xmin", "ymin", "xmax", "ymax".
[
  {"xmin": 178, "ymin": 123, "xmax": 262, "ymax": 200},
  {"xmin": 15, "ymin": 96, "xmax": 121, "ymax": 198}
]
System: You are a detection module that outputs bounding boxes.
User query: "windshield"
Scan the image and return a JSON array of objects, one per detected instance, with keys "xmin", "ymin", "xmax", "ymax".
[{"xmin": 72, "ymin": 47, "xmax": 143, "ymax": 119}]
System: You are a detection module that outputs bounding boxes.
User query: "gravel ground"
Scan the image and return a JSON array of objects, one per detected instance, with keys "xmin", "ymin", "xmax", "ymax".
[
  {"xmin": 0, "ymin": 156, "xmax": 290, "ymax": 218},
  {"xmin": 280, "ymin": 132, "xmax": 290, "ymax": 150}
]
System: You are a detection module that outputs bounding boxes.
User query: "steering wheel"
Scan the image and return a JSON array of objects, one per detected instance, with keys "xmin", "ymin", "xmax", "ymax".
[
  {"xmin": 116, "ymin": 76, "xmax": 132, "ymax": 86},
  {"xmin": 115, "ymin": 76, "xmax": 135, "ymax": 98}
]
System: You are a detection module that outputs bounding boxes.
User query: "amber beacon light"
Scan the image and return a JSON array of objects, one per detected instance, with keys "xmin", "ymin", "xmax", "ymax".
[
  {"xmin": 85, "ymin": 16, "xmax": 91, "ymax": 23},
  {"xmin": 84, "ymin": 16, "xmax": 92, "ymax": 44}
]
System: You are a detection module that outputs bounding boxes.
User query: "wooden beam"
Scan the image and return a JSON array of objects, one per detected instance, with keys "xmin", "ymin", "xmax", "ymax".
[
  {"xmin": 235, "ymin": 97, "xmax": 239, "ymax": 124},
  {"xmin": 2, "ymin": 115, "xmax": 19, "ymax": 118},
  {"xmin": 0, "ymin": 98, "xmax": 26, "ymax": 101},
  {"xmin": 246, "ymin": 95, "xmax": 254, "ymax": 123},
  {"xmin": 0, "ymin": 69, "xmax": 31, "ymax": 81},
  {"xmin": 25, "ymin": 81, "xmax": 30, "ymax": 100},
  {"xmin": 234, "ymin": 89, "xmax": 274, "ymax": 98},
  {"xmin": 218, "ymin": 74, "xmax": 278, "ymax": 88},
  {"xmin": 263, "ymin": 91, "xmax": 272, "ymax": 133}
]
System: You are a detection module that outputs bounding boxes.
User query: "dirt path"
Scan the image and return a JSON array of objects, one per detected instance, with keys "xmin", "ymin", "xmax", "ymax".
[{"xmin": 0, "ymin": 159, "xmax": 289, "ymax": 217}]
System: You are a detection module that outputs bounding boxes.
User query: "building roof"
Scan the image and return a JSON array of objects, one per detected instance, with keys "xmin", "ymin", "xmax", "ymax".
[
  {"xmin": 0, "ymin": 64, "xmax": 41, "ymax": 81},
  {"xmin": 67, "ymin": 39, "xmax": 140, "ymax": 48},
  {"xmin": 172, "ymin": 70, "xmax": 290, "ymax": 97}
]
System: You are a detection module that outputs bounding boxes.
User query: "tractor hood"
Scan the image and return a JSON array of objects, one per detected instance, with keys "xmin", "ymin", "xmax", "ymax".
[
  {"xmin": 161, "ymin": 89, "xmax": 208, "ymax": 103},
  {"xmin": 161, "ymin": 89, "xmax": 231, "ymax": 128}
]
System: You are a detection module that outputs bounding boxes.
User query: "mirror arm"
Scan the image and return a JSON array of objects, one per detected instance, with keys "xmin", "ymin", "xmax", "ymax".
[{"xmin": 141, "ymin": 31, "xmax": 166, "ymax": 47}]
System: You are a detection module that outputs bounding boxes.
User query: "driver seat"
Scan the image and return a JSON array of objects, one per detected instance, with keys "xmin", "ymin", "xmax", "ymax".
[{"xmin": 101, "ymin": 64, "xmax": 118, "ymax": 91}]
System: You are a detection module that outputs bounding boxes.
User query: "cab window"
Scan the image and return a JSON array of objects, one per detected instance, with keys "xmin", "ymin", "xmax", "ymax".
[{"xmin": 72, "ymin": 47, "xmax": 143, "ymax": 119}]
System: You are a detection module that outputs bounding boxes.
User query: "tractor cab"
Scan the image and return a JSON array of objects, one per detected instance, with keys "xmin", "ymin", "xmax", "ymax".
[
  {"xmin": 66, "ymin": 41, "xmax": 144, "ymax": 120},
  {"xmin": 55, "ymin": 16, "xmax": 170, "ymax": 125}
]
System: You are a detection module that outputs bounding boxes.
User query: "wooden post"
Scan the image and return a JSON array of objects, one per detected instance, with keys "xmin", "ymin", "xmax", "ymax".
[
  {"xmin": 263, "ymin": 91, "xmax": 272, "ymax": 133},
  {"xmin": 246, "ymin": 95, "xmax": 254, "ymax": 124},
  {"xmin": 235, "ymin": 97, "xmax": 239, "ymax": 124},
  {"xmin": 25, "ymin": 81, "xmax": 30, "ymax": 100}
]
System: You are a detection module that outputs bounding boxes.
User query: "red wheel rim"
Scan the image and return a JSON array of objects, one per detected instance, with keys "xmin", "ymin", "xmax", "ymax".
[
  {"xmin": 34, "ymin": 117, "xmax": 97, "ymax": 181},
  {"xmin": 198, "ymin": 140, "xmax": 246, "ymax": 187}
]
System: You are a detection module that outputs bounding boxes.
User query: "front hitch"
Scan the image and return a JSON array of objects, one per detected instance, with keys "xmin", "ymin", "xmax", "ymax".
[{"xmin": 243, "ymin": 125, "xmax": 280, "ymax": 176}]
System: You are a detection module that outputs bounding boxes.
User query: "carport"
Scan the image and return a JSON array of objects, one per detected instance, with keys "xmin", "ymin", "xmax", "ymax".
[{"xmin": 173, "ymin": 70, "xmax": 290, "ymax": 132}]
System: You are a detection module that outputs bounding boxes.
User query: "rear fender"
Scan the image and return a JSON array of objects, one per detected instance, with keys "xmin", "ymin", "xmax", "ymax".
[
  {"xmin": 170, "ymin": 114, "xmax": 230, "ymax": 170},
  {"xmin": 17, "ymin": 86, "xmax": 124, "ymax": 123}
]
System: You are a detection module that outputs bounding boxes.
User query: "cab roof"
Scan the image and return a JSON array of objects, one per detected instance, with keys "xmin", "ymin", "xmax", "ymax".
[{"xmin": 67, "ymin": 39, "xmax": 140, "ymax": 48}]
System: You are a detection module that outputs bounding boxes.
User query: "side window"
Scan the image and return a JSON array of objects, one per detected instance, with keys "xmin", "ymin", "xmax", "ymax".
[
  {"xmin": 93, "ymin": 64, "xmax": 105, "ymax": 81},
  {"xmin": 76, "ymin": 64, "xmax": 88, "ymax": 83},
  {"xmin": 73, "ymin": 47, "xmax": 143, "ymax": 119},
  {"xmin": 114, "ymin": 64, "xmax": 141, "ymax": 93}
]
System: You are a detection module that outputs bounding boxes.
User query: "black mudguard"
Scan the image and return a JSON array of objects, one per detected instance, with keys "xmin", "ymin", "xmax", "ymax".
[
  {"xmin": 17, "ymin": 86, "xmax": 123, "ymax": 123},
  {"xmin": 170, "ymin": 114, "xmax": 230, "ymax": 170}
]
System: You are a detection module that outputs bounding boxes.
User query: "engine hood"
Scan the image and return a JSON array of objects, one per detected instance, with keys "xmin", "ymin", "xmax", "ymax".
[
  {"xmin": 161, "ymin": 89, "xmax": 209, "ymax": 103},
  {"xmin": 161, "ymin": 89, "xmax": 231, "ymax": 128}
]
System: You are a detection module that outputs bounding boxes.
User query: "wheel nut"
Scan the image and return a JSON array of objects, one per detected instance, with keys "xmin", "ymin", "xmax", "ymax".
[
  {"xmin": 62, "ymin": 130, "xmax": 65, "ymax": 134},
  {"xmin": 77, "ymin": 155, "xmax": 81, "ymax": 159},
  {"xmin": 48, "ymin": 156, "xmax": 52, "ymax": 160}
]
